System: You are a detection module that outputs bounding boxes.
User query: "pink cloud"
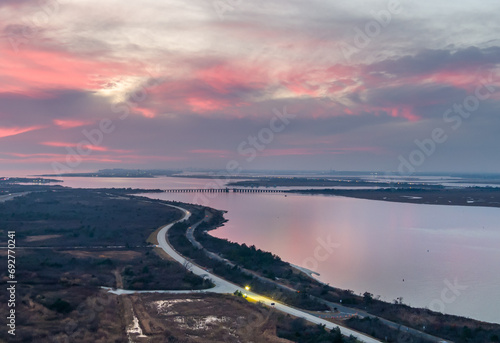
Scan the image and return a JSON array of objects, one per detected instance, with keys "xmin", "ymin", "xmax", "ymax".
[
  {"xmin": 0, "ymin": 47, "xmax": 140, "ymax": 95},
  {"xmin": 283, "ymin": 78, "xmax": 320, "ymax": 96},
  {"xmin": 187, "ymin": 97, "xmax": 231, "ymax": 113},
  {"xmin": 133, "ymin": 106, "xmax": 156, "ymax": 118},
  {"xmin": 381, "ymin": 106, "xmax": 420, "ymax": 122},
  {"xmin": 197, "ymin": 63, "xmax": 268, "ymax": 94},
  {"xmin": 53, "ymin": 119, "xmax": 92, "ymax": 129},
  {"xmin": 40, "ymin": 141, "xmax": 132, "ymax": 153},
  {"xmin": 0, "ymin": 125, "xmax": 42, "ymax": 138},
  {"xmin": 6, "ymin": 152, "xmax": 62, "ymax": 158}
]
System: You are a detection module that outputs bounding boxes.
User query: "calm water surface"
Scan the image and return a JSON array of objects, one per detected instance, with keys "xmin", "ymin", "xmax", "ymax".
[{"xmin": 56, "ymin": 177, "xmax": 500, "ymax": 323}]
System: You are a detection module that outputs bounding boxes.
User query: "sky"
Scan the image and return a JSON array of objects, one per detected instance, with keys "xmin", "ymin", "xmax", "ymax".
[{"xmin": 1, "ymin": 0, "xmax": 499, "ymax": 175}]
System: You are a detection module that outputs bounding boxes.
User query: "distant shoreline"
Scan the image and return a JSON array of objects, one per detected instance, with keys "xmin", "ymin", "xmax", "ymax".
[
  {"xmin": 288, "ymin": 187, "xmax": 500, "ymax": 208},
  {"xmin": 24, "ymin": 172, "xmax": 500, "ymax": 209}
]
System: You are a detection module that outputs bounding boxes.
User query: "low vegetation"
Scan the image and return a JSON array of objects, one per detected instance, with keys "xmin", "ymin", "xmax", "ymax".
[
  {"xmin": 0, "ymin": 188, "xmax": 211, "ymax": 342},
  {"xmin": 169, "ymin": 219, "xmax": 329, "ymax": 311}
]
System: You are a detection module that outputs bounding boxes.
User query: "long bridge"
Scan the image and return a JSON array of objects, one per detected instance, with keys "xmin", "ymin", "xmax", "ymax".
[{"xmin": 164, "ymin": 188, "xmax": 285, "ymax": 193}]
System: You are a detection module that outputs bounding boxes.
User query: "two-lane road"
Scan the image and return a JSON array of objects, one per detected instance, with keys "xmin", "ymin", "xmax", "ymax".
[
  {"xmin": 0, "ymin": 192, "xmax": 29, "ymax": 203},
  {"xmin": 157, "ymin": 204, "xmax": 381, "ymax": 343}
]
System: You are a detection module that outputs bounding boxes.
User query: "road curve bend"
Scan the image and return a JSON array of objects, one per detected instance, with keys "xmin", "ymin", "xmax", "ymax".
[{"xmin": 157, "ymin": 204, "xmax": 381, "ymax": 343}]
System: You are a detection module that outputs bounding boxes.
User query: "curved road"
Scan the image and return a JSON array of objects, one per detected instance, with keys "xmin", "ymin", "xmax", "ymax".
[{"xmin": 156, "ymin": 204, "xmax": 382, "ymax": 343}]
